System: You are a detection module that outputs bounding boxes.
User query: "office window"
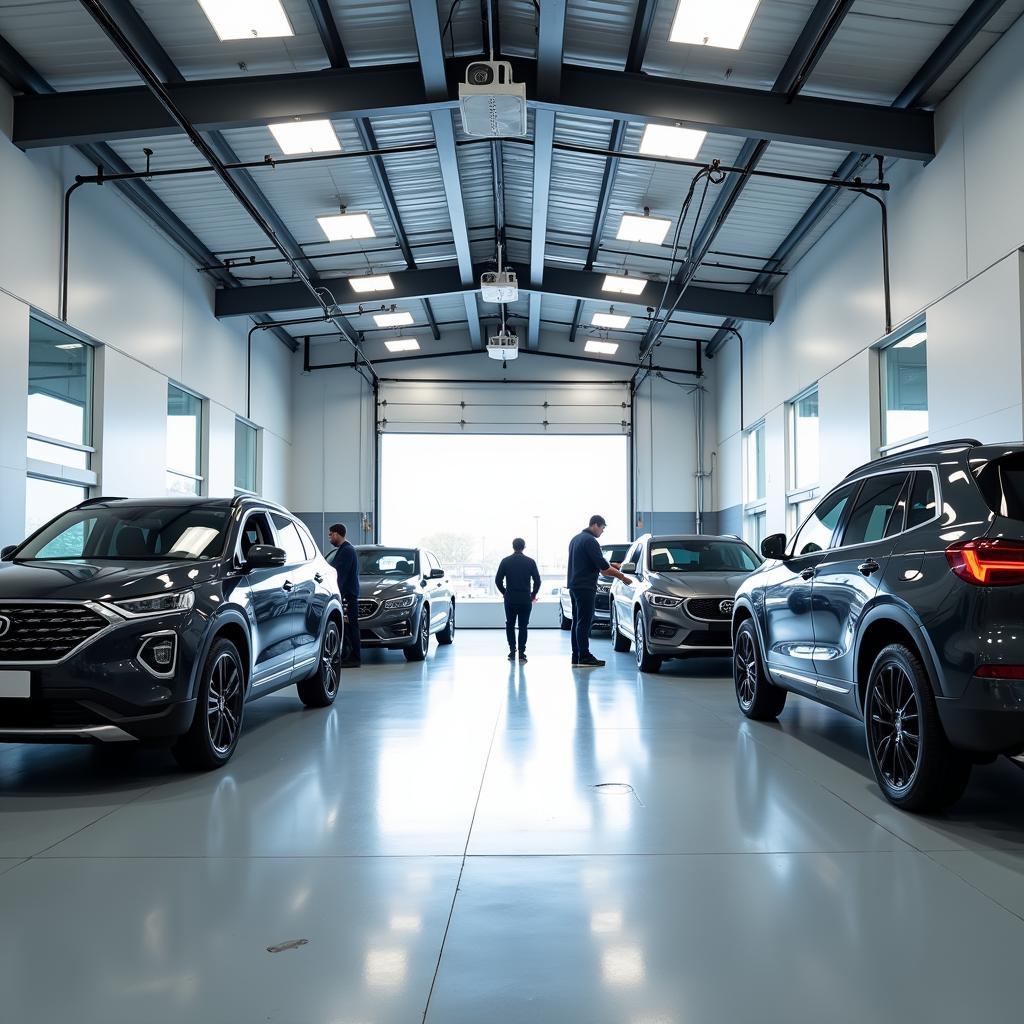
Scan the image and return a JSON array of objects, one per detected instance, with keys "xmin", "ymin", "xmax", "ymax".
[
  {"xmin": 235, "ymin": 418, "xmax": 258, "ymax": 494},
  {"xmin": 743, "ymin": 422, "xmax": 766, "ymax": 547},
  {"xmin": 167, "ymin": 383, "xmax": 204, "ymax": 496},
  {"xmin": 787, "ymin": 386, "xmax": 819, "ymax": 531},
  {"xmin": 25, "ymin": 317, "xmax": 96, "ymax": 534},
  {"xmin": 881, "ymin": 325, "xmax": 928, "ymax": 451}
]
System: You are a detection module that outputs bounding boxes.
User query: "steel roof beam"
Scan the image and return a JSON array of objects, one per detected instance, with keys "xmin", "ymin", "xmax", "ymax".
[{"xmin": 13, "ymin": 56, "xmax": 934, "ymax": 161}]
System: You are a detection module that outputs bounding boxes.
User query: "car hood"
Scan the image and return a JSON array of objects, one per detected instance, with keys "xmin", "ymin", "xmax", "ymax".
[
  {"xmin": 645, "ymin": 570, "xmax": 751, "ymax": 599},
  {"xmin": 359, "ymin": 575, "xmax": 418, "ymax": 600},
  {"xmin": 0, "ymin": 558, "xmax": 220, "ymax": 602}
]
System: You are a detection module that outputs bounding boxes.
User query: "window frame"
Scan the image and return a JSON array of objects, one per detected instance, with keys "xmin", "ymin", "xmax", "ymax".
[
  {"xmin": 234, "ymin": 416, "xmax": 260, "ymax": 496},
  {"xmin": 166, "ymin": 381, "xmax": 206, "ymax": 496},
  {"xmin": 834, "ymin": 472, "xmax": 911, "ymax": 550},
  {"xmin": 786, "ymin": 384, "xmax": 820, "ymax": 533},
  {"xmin": 788, "ymin": 481, "xmax": 859, "ymax": 558},
  {"xmin": 878, "ymin": 320, "xmax": 928, "ymax": 455},
  {"xmin": 743, "ymin": 420, "xmax": 767, "ymax": 546}
]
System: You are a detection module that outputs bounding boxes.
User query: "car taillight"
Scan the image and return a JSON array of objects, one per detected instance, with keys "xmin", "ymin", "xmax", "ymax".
[
  {"xmin": 945, "ymin": 539, "xmax": 1024, "ymax": 585},
  {"xmin": 975, "ymin": 665, "xmax": 1024, "ymax": 679}
]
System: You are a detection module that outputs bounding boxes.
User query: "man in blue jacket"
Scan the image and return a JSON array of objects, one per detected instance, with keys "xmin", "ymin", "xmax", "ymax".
[
  {"xmin": 567, "ymin": 515, "xmax": 631, "ymax": 668},
  {"xmin": 495, "ymin": 537, "xmax": 542, "ymax": 662},
  {"xmin": 327, "ymin": 523, "xmax": 361, "ymax": 668}
]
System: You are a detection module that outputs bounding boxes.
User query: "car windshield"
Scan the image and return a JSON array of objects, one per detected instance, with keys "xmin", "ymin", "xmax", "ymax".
[
  {"xmin": 359, "ymin": 549, "xmax": 418, "ymax": 576},
  {"xmin": 647, "ymin": 540, "xmax": 761, "ymax": 573},
  {"xmin": 602, "ymin": 544, "xmax": 630, "ymax": 563},
  {"xmin": 15, "ymin": 505, "xmax": 230, "ymax": 562}
]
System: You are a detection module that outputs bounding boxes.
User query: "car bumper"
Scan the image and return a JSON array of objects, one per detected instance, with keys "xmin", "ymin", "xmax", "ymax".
[
  {"xmin": 359, "ymin": 608, "xmax": 419, "ymax": 648},
  {"xmin": 937, "ymin": 676, "xmax": 1024, "ymax": 754},
  {"xmin": 644, "ymin": 615, "xmax": 732, "ymax": 657}
]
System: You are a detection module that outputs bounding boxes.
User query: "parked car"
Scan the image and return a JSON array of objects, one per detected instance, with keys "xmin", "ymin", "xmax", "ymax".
[
  {"xmin": 355, "ymin": 546, "xmax": 455, "ymax": 661},
  {"xmin": 732, "ymin": 438, "xmax": 1024, "ymax": 812},
  {"xmin": 609, "ymin": 534, "xmax": 761, "ymax": 671},
  {"xmin": 558, "ymin": 542, "xmax": 631, "ymax": 631},
  {"xmin": 0, "ymin": 495, "xmax": 344, "ymax": 769}
]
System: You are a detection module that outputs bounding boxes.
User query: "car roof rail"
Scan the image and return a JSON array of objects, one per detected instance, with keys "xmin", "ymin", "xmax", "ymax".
[
  {"xmin": 75, "ymin": 495, "xmax": 127, "ymax": 508},
  {"xmin": 845, "ymin": 438, "xmax": 982, "ymax": 478}
]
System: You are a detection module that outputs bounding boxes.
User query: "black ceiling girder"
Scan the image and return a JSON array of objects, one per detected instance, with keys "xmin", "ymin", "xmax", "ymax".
[
  {"xmin": 12, "ymin": 56, "xmax": 935, "ymax": 162},
  {"xmin": 214, "ymin": 262, "xmax": 774, "ymax": 324},
  {"xmin": 408, "ymin": 0, "xmax": 482, "ymax": 348},
  {"xmin": 639, "ymin": 0, "xmax": 857, "ymax": 360},
  {"xmin": 0, "ymin": 26, "xmax": 297, "ymax": 352},
  {"xmin": 704, "ymin": 0, "xmax": 1010, "ymax": 357}
]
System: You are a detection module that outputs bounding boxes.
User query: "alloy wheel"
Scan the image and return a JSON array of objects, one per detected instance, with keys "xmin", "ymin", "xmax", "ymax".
[
  {"xmin": 868, "ymin": 663, "xmax": 921, "ymax": 790},
  {"xmin": 735, "ymin": 630, "xmax": 757, "ymax": 710},
  {"xmin": 635, "ymin": 614, "xmax": 645, "ymax": 669},
  {"xmin": 207, "ymin": 653, "xmax": 243, "ymax": 754},
  {"xmin": 420, "ymin": 609, "xmax": 429, "ymax": 655},
  {"xmin": 321, "ymin": 624, "xmax": 341, "ymax": 696}
]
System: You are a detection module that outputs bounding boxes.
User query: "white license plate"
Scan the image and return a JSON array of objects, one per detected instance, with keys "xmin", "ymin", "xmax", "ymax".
[{"xmin": 0, "ymin": 671, "xmax": 31, "ymax": 699}]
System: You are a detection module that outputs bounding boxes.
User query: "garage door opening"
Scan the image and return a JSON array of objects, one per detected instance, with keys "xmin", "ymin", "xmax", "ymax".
[{"xmin": 380, "ymin": 434, "xmax": 629, "ymax": 611}]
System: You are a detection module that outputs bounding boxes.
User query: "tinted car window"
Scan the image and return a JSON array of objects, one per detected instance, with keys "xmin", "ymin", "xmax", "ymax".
[
  {"xmin": 623, "ymin": 542, "xmax": 641, "ymax": 568},
  {"xmin": 975, "ymin": 454, "xmax": 1024, "ymax": 520},
  {"xmin": 240, "ymin": 512, "xmax": 274, "ymax": 557},
  {"xmin": 272, "ymin": 515, "xmax": 308, "ymax": 564},
  {"xmin": 648, "ymin": 540, "xmax": 760, "ymax": 572},
  {"xmin": 791, "ymin": 484, "xmax": 856, "ymax": 555},
  {"xmin": 602, "ymin": 544, "xmax": 630, "ymax": 564},
  {"xmin": 907, "ymin": 471, "xmax": 938, "ymax": 529},
  {"xmin": 426, "ymin": 552, "xmax": 442, "ymax": 575},
  {"xmin": 360, "ymin": 549, "xmax": 418, "ymax": 576},
  {"xmin": 841, "ymin": 474, "xmax": 909, "ymax": 547}
]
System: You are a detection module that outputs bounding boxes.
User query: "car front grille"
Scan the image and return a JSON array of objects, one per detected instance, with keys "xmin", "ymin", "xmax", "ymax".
[
  {"xmin": 681, "ymin": 628, "xmax": 731, "ymax": 648},
  {"xmin": 684, "ymin": 598, "xmax": 734, "ymax": 622},
  {"xmin": 0, "ymin": 603, "xmax": 110, "ymax": 663},
  {"xmin": 0, "ymin": 698, "xmax": 109, "ymax": 728},
  {"xmin": 358, "ymin": 600, "xmax": 379, "ymax": 619}
]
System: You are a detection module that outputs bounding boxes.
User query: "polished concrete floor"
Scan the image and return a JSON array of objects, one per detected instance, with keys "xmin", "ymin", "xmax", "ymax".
[{"xmin": 5, "ymin": 629, "xmax": 1024, "ymax": 1022}]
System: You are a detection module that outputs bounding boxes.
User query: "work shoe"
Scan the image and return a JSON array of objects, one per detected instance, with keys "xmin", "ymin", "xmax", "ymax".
[
  {"xmin": 579, "ymin": 655, "xmax": 606, "ymax": 667},
  {"xmin": 508, "ymin": 651, "xmax": 516, "ymax": 661},
  {"xmin": 519, "ymin": 652, "xmax": 528, "ymax": 663}
]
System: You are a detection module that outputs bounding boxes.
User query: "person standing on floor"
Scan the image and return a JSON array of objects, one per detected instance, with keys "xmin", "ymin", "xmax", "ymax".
[
  {"xmin": 327, "ymin": 523, "xmax": 361, "ymax": 669},
  {"xmin": 494, "ymin": 537, "xmax": 542, "ymax": 663},
  {"xmin": 567, "ymin": 515, "xmax": 631, "ymax": 668}
]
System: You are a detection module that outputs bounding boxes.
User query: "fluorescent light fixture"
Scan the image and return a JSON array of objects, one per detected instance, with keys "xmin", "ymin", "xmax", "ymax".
[
  {"xmin": 268, "ymin": 120, "xmax": 341, "ymax": 154},
  {"xmin": 317, "ymin": 212, "xmax": 376, "ymax": 241},
  {"xmin": 669, "ymin": 0, "xmax": 761, "ymax": 49},
  {"xmin": 375, "ymin": 311, "xmax": 414, "ymax": 328},
  {"xmin": 586, "ymin": 339, "xmax": 620, "ymax": 355},
  {"xmin": 55, "ymin": 343, "xmax": 83, "ymax": 350},
  {"xmin": 602, "ymin": 274, "xmax": 648, "ymax": 296},
  {"xmin": 349, "ymin": 274, "xmax": 395, "ymax": 294},
  {"xmin": 617, "ymin": 213, "xmax": 671, "ymax": 245},
  {"xmin": 894, "ymin": 331, "xmax": 927, "ymax": 349},
  {"xmin": 384, "ymin": 338, "xmax": 420, "ymax": 353},
  {"xmin": 640, "ymin": 123, "xmax": 707, "ymax": 160},
  {"xmin": 592, "ymin": 312, "xmax": 631, "ymax": 330},
  {"xmin": 198, "ymin": 0, "xmax": 293, "ymax": 41}
]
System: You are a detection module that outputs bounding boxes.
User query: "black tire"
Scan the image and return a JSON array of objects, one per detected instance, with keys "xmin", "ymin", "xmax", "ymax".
[
  {"xmin": 436, "ymin": 602, "xmax": 456, "ymax": 645},
  {"xmin": 733, "ymin": 618, "xmax": 786, "ymax": 721},
  {"xmin": 297, "ymin": 618, "xmax": 342, "ymax": 708},
  {"xmin": 634, "ymin": 611, "xmax": 662, "ymax": 673},
  {"xmin": 610, "ymin": 602, "xmax": 631, "ymax": 652},
  {"xmin": 404, "ymin": 605, "xmax": 430, "ymax": 662},
  {"xmin": 558, "ymin": 603, "xmax": 572, "ymax": 630},
  {"xmin": 864, "ymin": 643, "xmax": 972, "ymax": 812},
  {"xmin": 173, "ymin": 638, "xmax": 246, "ymax": 771}
]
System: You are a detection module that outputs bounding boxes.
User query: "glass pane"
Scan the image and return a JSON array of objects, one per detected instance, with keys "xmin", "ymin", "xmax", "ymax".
[
  {"xmin": 907, "ymin": 472, "xmax": 938, "ymax": 528},
  {"xmin": 167, "ymin": 471, "xmax": 200, "ymax": 497},
  {"xmin": 746, "ymin": 511, "xmax": 766, "ymax": 549},
  {"xmin": 647, "ymin": 539, "xmax": 760, "ymax": 572},
  {"xmin": 24, "ymin": 477, "xmax": 88, "ymax": 538},
  {"xmin": 791, "ymin": 390, "xmax": 819, "ymax": 491},
  {"xmin": 167, "ymin": 384, "xmax": 202, "ymax": 477},
  {"xmin": 234, "ymin": 419, "xmax": 257, "ymax": 492},
  {"xmin": 27, "ymin": 319, "xmax": 93, "ymax": 452},
  {"xmin": 26, "ymin": 437, "xmax": 89, "ymax": 470},
  {"xmin": 745, "ymin": 423, "xmax": 765, "ymax": 501},
  {"xmin": 841, "ymin": 474, "xmax": 908, "ymax": 547},
  {"xmin": 882, "ymin": 337, "xmax": 928, "ymax": 446},
  {"xmin": 272, "ymin": 514, "xmax": 308, "ymax": 564},
  {"xmin": 792, "ymin": 484, "xmax": 856, "ymax": 556}
]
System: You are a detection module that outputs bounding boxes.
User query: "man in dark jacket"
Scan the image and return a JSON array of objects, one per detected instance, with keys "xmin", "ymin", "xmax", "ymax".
[
  {"xmin": 327, "ymin": 523, "xmax": 361, "ymax": 668},
  {"xmin": 494, "ymin": 538, "xmax": 542, "ymax": 662},
  {"xmin": 567, "ymin": 515, "xmax": 631, "ymax": 668}
]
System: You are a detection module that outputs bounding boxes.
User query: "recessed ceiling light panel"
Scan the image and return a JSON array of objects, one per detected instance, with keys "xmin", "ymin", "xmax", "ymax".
[
  {"xmin": 385, "ymin": 338, "xmax": 420, "ymax": 353},
  {"xmin": 602, "ymin": 274, "xmax": 648, "ymax": 296},
  {"xmin": 317, "ymin": 212, "xmax": 376, "ymax": 241},
  {"xmin": 374, "ymin": 312, "xmax": 414, "ymax": 328},
  {"xmin": 894, "ymin": 331, "xmax": 927, "ymax": 349},
  {"xmin": 198, "ymin": 0, "xmax": 294, "ymax": 41},
  {"xmin": 640, "ymin": 123, "xmax": 707, "ymax": 160},
  {"xmin": 669, "ymin": 0, "xmax": 761, "ymax": 50},
  {"xmin": 617, "ymin": 213, "xmax": 671, "ymax": 245},
  {"xmin": 585, "ymin": 339, "xmax": 620, "ymax": 355},
  {"xmin": 592, "ymin": 313, "xmax": 631, "ymax": 329},
  {"xmin": 350, "ymin": 275, "xmax": 395, "ymax": 293},
  {"xmin": 269, "ymin": 120, "xmax": 341, "ymax": 154}
]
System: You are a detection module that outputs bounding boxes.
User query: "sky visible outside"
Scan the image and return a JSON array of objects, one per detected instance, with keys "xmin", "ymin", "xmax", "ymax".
[{"xmin": 381, "ymin": 434, "xmax": 629, "ymax": 599}]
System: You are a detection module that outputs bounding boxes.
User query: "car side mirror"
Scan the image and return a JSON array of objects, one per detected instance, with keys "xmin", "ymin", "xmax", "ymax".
[
  {"xmin": 619, "ymin": 562, "xmax": 636, "ymax": 574},
  {"xmin": 430, "ymin": 568, "xmax": 445, "ymax": 579},
  {"xmin": 246, "ymin": 544, "xmax": 287, "ymax": 568},
  {"xmin": 761, "ymin": 534, "xmax": 788, "ymax": 560},
  {"xmin": 0, "ymin": 545, "xmax": 17, "ymax": 561}
]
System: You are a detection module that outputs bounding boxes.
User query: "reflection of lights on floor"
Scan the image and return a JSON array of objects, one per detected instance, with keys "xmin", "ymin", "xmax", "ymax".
[
  {"xmin": 404, "ymin": 867, "xmax": 432, "ymax": 891},
  {"xmin": 582, "ymin": 866, "xmax": 611, "ymax": 890},
  {"xmin": 389, "ymin": 913, "xmax": 422, "ymax": 933},
  {"xmin": 590, "ymin": 910, "xmax": 623, "ymax": 934},
  {"xmin": 365, "ymin": 948, "xmax": 408, "ymax": 987},
  {"xmin": 602, "ymin": 945, "xmax": 645, "ymax": 986},
  {"xmin": 291, "ymin": 885, "xmax": 312, "ymax": 911}
]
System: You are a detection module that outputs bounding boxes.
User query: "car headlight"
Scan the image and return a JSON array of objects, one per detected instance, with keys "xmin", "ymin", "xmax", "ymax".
[
  {"xmin": 646, "ymin": 593, "xmax": 682, "ymax": 609},
  {"xmin": 111, "ymin": 590, "xmax": 196, "ymax": 617},
  {"xmin": 384, "ymin": 595, "xmax": 417, "ymax": 611}
]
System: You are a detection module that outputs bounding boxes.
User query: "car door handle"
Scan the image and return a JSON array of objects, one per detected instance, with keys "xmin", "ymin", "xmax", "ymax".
[
  {"xmin": 858, "ymin": 559, "xmax": 880, "ymax": 576},
  {"xmin": 800, "ymin": 568, "xmax": 816, "ymax": 581},
  {"xmin": 282, "ymin": 580, "xmax": 294, "ymax": 591},
  {"xmin": 314, "ymin": 572, "xmax": 324, "ymax": 584}
]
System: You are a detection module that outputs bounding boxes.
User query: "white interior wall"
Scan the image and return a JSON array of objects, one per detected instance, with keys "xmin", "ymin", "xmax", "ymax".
[
  {"xmin": 0, "ymin": 78, "xmax": 294, "ymax": 545},
  {"xmin": 713, "ymin": 13, "xmax": 1024, "ymax": 537}
]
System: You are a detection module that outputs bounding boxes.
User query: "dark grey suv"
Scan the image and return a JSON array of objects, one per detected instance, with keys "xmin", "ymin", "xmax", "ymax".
[{"xmin": 732, "ymin": 439, "xmax": 1024, "ymax": 811}]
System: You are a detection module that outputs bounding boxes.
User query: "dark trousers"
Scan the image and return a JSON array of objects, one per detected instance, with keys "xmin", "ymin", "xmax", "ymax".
[
  {"xmin": 504, "ymin": 595, "xmax": 533, "ymax": 653},
  {"xmin": 569, "ymin": 588, "xmax": 596, "ymax": 662},
  {"xmin": 341, "ymin": 592, "xmax": 361, "ymax": 663}
]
